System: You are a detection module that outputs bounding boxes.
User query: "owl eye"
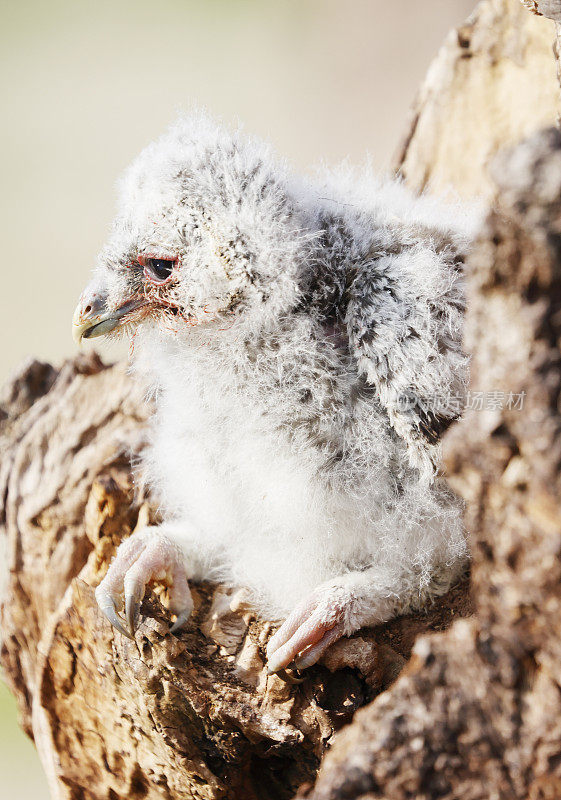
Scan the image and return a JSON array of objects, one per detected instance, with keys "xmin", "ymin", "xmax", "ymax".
[{"xmin": 144, "ymin": 257, "xmax": 176, "ymax": 283}]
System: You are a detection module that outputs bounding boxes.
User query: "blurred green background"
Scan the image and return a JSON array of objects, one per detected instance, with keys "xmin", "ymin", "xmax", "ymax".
[{"xmin": 0, "ymin": 0, "xmax": 474, "ymax": 796}]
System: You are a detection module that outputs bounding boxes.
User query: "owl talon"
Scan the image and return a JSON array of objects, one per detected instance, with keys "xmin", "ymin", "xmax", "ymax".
[
  {"xmin": 170, "ymin": 607, "xmax": 191, "ymax": 633},
  {"xmin": 124, "ymin": 582, "xmax": 144, "ymax": 635},
  {"xmin": 95, "ymin": 590, "xmax": 134, "ymax": 640},
  {"xmin": 293, "ymin": 623, "xmax": 345, "ymax": 670},
  {"xmin": 266, "ymin": 587, "xmax": 349, "ymax": 673},
  {"xmin": 95, "ymin": 529, "xmax": 193, "ymax": 637}
]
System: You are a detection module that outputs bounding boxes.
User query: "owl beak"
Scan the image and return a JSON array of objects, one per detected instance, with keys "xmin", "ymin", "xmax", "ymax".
[{"xmin": 72, "ymin": 281, "xmax": 144, "ymax": 345}]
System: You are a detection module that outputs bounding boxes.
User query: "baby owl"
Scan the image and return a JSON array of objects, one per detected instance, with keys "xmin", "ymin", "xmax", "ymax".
[{"xmin": 73, "ymin": 114, "xmax": 479, "ymax": 673}]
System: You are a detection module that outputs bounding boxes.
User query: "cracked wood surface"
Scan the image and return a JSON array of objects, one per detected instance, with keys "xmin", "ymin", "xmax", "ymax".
[{"xmin": 394, "ymin": 0, "xmax": 560, "ymax": 200}]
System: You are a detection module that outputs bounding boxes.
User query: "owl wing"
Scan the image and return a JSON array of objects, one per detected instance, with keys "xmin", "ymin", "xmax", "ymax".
[{"xmin": 345, "ymin": 242, "xmax": 467, "ymax": 479}]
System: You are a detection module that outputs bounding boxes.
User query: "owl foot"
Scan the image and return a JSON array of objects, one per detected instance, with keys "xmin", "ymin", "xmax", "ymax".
[
  {"xmin": 95, "ymin": 529, "xmax": 193, "ymax": 638},
  {"xmin": 266, "ymin": 586, "xmax": 349, "ymax": 673}
]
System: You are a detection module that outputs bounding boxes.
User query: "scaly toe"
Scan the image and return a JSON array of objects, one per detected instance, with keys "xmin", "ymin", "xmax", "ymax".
[
  {"xmin": 267, "ymin": 587, "xmax": 350, "ymax": 673},
  {"xmin": 267, "ymin": 613, "xmax": 329, "ymax": 673},
  {"xmin": 293, "ymin": 622, "xmax": 345, "ymax": 670}
]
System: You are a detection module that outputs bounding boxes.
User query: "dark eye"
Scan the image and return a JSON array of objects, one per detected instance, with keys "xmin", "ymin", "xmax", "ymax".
[{"xmin": 145, "ymin": 258, "xmax": 175, "ymax": 282}]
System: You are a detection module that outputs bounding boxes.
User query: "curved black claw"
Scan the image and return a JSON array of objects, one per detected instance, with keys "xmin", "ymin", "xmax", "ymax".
[
  {"xmin": 96, "ymin": 590, "xmax": 134, "ymax": 640},
  {"xmin": 170, "ymin": 608, "xmax": 191, "ymax": 634},
  {"xmin": 125, "ymin": 583, "xmax": 144, "ymax": 636}
]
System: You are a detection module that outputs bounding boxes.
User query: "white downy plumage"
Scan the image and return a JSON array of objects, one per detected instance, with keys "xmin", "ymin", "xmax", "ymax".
[{"xmin": 74, "ymin": 112, "xmax": 482, "ymax": 672}]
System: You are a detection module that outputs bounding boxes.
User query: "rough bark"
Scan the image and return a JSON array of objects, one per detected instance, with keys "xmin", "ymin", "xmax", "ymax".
[
  {"xmin": 522, "ymin": 0, "xmax": 561, "ymax": 23},
  {"xmin": 0, "ymin": 354, "xmax": 472, "ymax": 800},
  {"xmin": 394, "ymin": 0, "xmax": 560, "ymax": 199},
  {"xmin": 520, "ymin": 0, "xmax": 561, "ymax": 94}
]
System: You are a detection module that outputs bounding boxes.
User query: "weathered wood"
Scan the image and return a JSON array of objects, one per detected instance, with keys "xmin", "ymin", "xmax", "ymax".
[
  {"xmin": 520, "ymin": 0, "xmax": 561, "ymax": 95},
  {"xmin": 522, "ymin": 0, "xmax": 561, "ymax": 23},
  {"xmin": 394, "ymin": 0, "xmax": 560, "ymax": 199}
]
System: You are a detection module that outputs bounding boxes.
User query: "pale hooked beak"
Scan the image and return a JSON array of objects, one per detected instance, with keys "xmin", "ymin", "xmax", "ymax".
[{"xmin": 72, "ymin": 281, "xmax": 144, "ymax": 345}]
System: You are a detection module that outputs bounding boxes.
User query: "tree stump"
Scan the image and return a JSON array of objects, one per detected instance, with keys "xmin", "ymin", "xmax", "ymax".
[
  {"xmin": 3, "ymin": 2, "xmax": 561, "ymax": 799},
  {"xmin": 0, "ymin": 352, "xmax": 472, "ymax": 800}
]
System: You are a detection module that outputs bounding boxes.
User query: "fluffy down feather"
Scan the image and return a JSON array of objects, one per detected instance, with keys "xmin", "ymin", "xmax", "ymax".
[{"xmin": 77, "ymin": 113, "xmax": 482, "ymax": 670}]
